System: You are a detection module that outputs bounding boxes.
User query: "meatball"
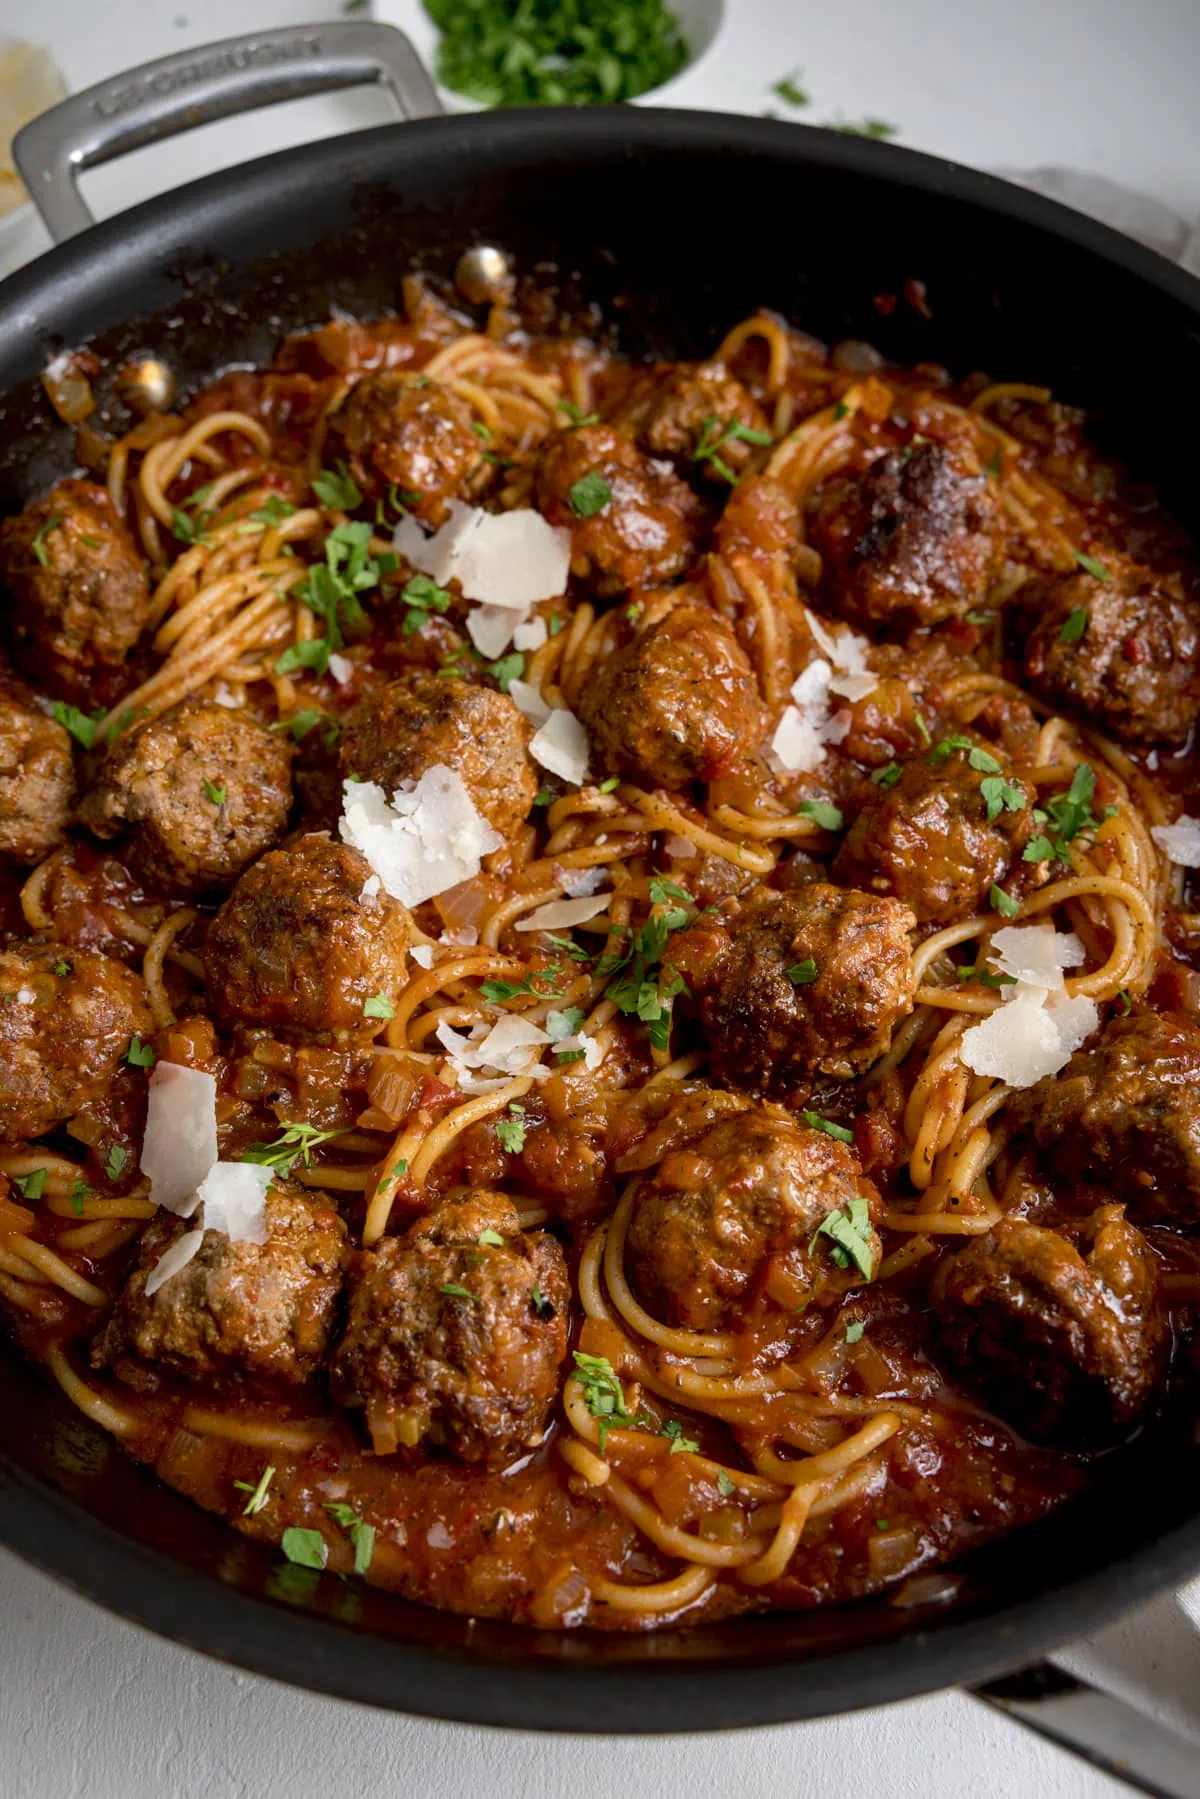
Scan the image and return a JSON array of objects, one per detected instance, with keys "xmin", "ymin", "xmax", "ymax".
[
  {"xmin": 932, "ymin": 1206, "xmax": 1167, "ymax": 1446},
  {"xmin": 609, "ymin": 361, "xmax": 769, "ymax": 478},
  {"xmin": 671, "ymin": 884, "xmax": 916, "ymax": 1092},
  {"xmin": 0, "ymin": 943, "xmax": 152, "ymax": 1141},
  {"xmin": 0, "ymin": 684, "xmax": 73, "ymax": 864},
  {"xmin": 0, "ymin": 479, "xmax": 151, "ymax": 693},
  {"xmin": 578, "ymin": 602, "xmax": 765, "ymax": 787},
  {"xmin": 808, "ymin": 441, "xmax": 1003, "ymax": 629},
  {"xmin": 625, "ymin": 1104, "xmax": 882, "ymax": 1329},
  {"xmin": 79, "ymin": 696, "xmax": 293, "ymax": 894},
  {"xmin": 1013, "ymin": 1010, "xmax": 1200, "ymax": 1227},
  {"xmin": 535, "ymin": 424, "xmax": 702, "ymax": 596},
  {"xmin": 333, "ymin": 1191, "xmax": 569, "ymax": 1466},
  {"xmin": 339, "ymin": 673, "xmax": 535, "ymax": 843},
  {"xmin": 325, "ymin": 373, "xmax": 481, "ymax": 520},
  {"xmin": 1019, "ymin": 557, "xmax": 1199, "ymax": 746},
  {"xmin": 92, "ymin": 1179, "xmax": 348, "ymax": 1386},
  {"xmin": 205, "ymin": 833, "xmax": 410, "ymax": 1041},
  {"xmin": 834, "ymin": 742, "xmax": 1036, "ymax": 926}
]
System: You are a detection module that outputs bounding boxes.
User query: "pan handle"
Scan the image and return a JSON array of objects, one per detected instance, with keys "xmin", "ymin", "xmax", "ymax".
[{"xmin": 12, "ymin": 21, "xmax": 443, "ymax": 245}]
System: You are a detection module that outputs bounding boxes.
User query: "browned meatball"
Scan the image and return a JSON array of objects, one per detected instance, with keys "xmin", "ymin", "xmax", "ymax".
[
  {"xmin": 325, "ymin": 373, "xmax": 481, "ymax": 520},
  {"xmin": 609, "ymin": 361, "xmax": 770, "ymax": 479},
  {"xmin": 1013, "ymin": 1011, "xmax": 1200, "ymax": 1227},
  {"xmin": 1019, "ymin": 557, "xmax": 1199, "ymax": 746},
  {"xmin": 625, "ymin": 1103, "xmax": 882, "ymax": 1329},
  {"xmin": 579, "ymin": 602, "xmax": 765, "ymax": 787},
  {"xmin": 0, "ymin": 479, "xmax": 151, "ymax": 693},
  {"xmin": 931, "ymin": 1206, "xmax": 1167, "ymax": 1446},
  {"xmin": 535, "ymin": 424, "xmax": 702, "ymax": 596},
  {"xmin": 808, "ymin": 441, "xmax": 1003, "ymax": 629},
  {"xmin": 339, "ymin": 673, "xmax": 535, "ymax": 842},
  {"xmin": 79, "ymin": 696, "xmax": 293, "ymax": 894},
  {"xmin": 205, "ymin": 833, "xmax": 410, "ymax": 1041},
  {"xmin": 0, "ymin": 684, "xmax": 73, "ymax": 864},
  {"xmin": 92, "ymin": 1180, "xmax": 348, "ymax": 1386},
  {"xmin": 672, "ymin": 884, "xmax": 916, "ymax": 1092},
  {"xmin": 834, "ymin": 741, "xmax": 1036, "ymax": 926},
  {"xmin": 0, "ymin": 943, "xmax": 152, "ymax": 1141},
  {"xmin": 333, "ymin": 1191, "xmax": 569, "ymax": 1466}
]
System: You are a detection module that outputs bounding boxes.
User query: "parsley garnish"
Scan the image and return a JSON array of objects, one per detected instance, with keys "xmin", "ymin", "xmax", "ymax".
[
  {"xmin": 956, "ymin": 966, "xmax": 1016, "ymax": 988},
  {"xmin": 569, "ymin": 472, "xmax": 612, "ymax": 516},
  {"xmin": 543, "ymin": 933, "xmax": 591, "ymax": 963},
  {"xmin": 788, "ymin": 959, "xmax": 819, "ymax": 985},
  {"xmin": 983, "ymin": 450, "xmax": 1001, "ymax": 480},
  {"xmin": 798, "ymin": 799, "xmax": 844, "ymax": 831},
  {"xmin": 13, "ymin": 1168, "xmax": 46, "ymax": 1200},
  {"xmin": 979, "ymin": 775, "xmax": 1026, "ymax": 823},
  {"xmin": 804, "ymin": 1111, "xmax": 854, "ymax": 1144},
  {"xmin": 1059, "ymin": 606, "xmax": 1088, "ymax": 644},
  {"xmin": 495, "ymin": 1108, "xmax": 527, "ymax": 1153},
  {"xmin": 572, "ymin": 1350, "xmax": 639, "ymax": 1451},
  {"xmin": 68, "ymin": 1179, "xmax": 91, "ymax": 1216},
  {"xmin": 914, "ymin": 713, "xmax": 931, "ymax": 745},
  {"xmin": 1117, "ymin": 989, "xmax": 1132, "ymax": 1014},
  {"xmin": 813, "ymin": 1195, "xmax": 874, "ymax": 1275},
  {"xmin": 234, "ymin": 1465, "xmax": 275, "ymax": 1517},
  {"xmin": 929, "ymin": 734, "xmax": 1001, "ymax": 774},
  {"xmin": 325, "ymin": 1501, "xmax": 375, "ymax": 1574},
  {"xmin": 53, "ymin": 960, "xmax": 72, "ymax": 978},
  {"xmin": 477, "ymin": 1228, "xmax": 506, "ymax": 1248},
  {"xmin": 487, "ymin": 651, "xmax": 525, "ymax": 692},
  {"xmin": 240, "ymin": 1121, "xmax": 347, "ymax": 1175},
  {"xmin": 281, "ymin": 1527, "xmax": 327, "ymax": 1571},
  {"xmin": 1072, "ymin": 550, "xmax": 1111, "ymax": 583},
  {"xmin": 51, "ymin": 701, "xmax": 104, "ymax": 750},
  {"xmin": 772, "ymin": 70, "xmax": 809, "ymax": 107},
  {"xmin": 1022, "ymin": 763, "xmax": 1115, "ymax": 865},
  {"xmin": 845, "ymin": 1319, "xmax": 866, "ymax": 1344},
  {"xmin": 440, "ymin": 1282, "xmax": 479, "ymax": 1303},
  {"xmin": 661, "ymin": 1419, "xmax": 700, "ymax": 1454},
  {"xmin": 597, "ymin": 775, "xmax": 620, "ymax": 794},
  {"xmin": 171, "ymin": 506, "xmax": 212, "ymax": 545},
  {"xmin": 126, "ymin": 1036, "xmax": 155, "ymax": 1068},
  {"xmin": 989, "ymin": 884, "xmax": 1020, "ymax": 918},
  {"xmin": 533, "ymin": 788, "xmax": 556, "ymax": 807},
  {"xmin": 832, "ymin": 400, "xmax": 851, "ymax": 422},
  {"xmin": 245, "ymin": 495, "xmax": 297, "ymax": 529},
  {"xmin": 558, "ymin": 401, "xmax": 600, "ymax": 427},
  {"xmin": 531, "ymin": 1278, "xmax": 555, "ymax": 1319},
  {"xmin": 716, "ymin": 1470, "xmax": 737, "ymax": 1498},
  {"xmin": 269, "ymin": 709, "xmax": 330, "ymax": 742},
  {"xmin": 203, "ymin": 778, "xmax": 227, "ymax": 806},
  {"xmin": 362, "ymin": 992, "xmax": 394, "ymax": 1020},
  {"xmin": 278, "ymin": 521, "xmax": 396, "ymax": 675},
  {"xmin": 32, "ymin": 514, "xmax": 63, "ymax": 567},
  {"xmin": 692, "ymin": 414, "xmax": 773, "ymax": 482},
  {"xmin": 481, "ymin": 966, "xmax": 562, "ymax": 1004},
  {"xmin": 871, "ymin": 761, "xmax": 903, "ymax": 789},
  {"xmin": 400, "ymin": 572, "xmax": 452, "ymax": 636},
  {"xmin": 312, "ymin": 462, "xmax": 362, "ymax": 511},
  {"xmin": 105, "ymin": 1145, "xmax": 128, "ymax": 1181},
  {"xmin": 428, "ymin": 0, "xmax": 687, "ymax": 106}
]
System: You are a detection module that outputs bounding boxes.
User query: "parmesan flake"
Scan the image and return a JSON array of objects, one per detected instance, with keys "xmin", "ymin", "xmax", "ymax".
[
  {"xmin": 516, "ymin": 893, "xmax": 612, "ymax": 932},
  {"xmin": 141, "ymin": 1062, "xmax": 219, "ymax": 1217},
  {"xmin": 339, "ymin": 768, "xmax": 503, "ymax": 907},
  {"xmin": 1153, "ymin": 817, "xmax": 1200, "ymax": 868},
  {"xmin": 508, "ymin": 678, "xmax": 553, "ymax": 726},
  {"xmin": 144, "ymin": 1228, "xmax": 205, "ymax": 1298},
  {"xmin": 991, "ymin": 924, "xmax": 1085, "ymax": 991},
  {"xmin": 395, "ymin": 503, "xmax": 570, "ymax": 612},
  {"xmin": 410, "ymin": 944, "xmax": 435, "ymax": 969},
  {"xmin": 529, "ymin": 708, "xmax": 589, "ymax": 786},
  {"xmin": 196, "ymin": 1161, "xmax": 273, "ymax": 1244},
  {"xmin": 959, "ymin": 986, "xmax": 1098, "ymax": 1088}
]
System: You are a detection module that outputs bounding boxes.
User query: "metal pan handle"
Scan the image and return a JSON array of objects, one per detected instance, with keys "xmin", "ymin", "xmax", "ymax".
[{"xmin": 12, "ymin": 21, "xmax": 443, "ymax": 245}]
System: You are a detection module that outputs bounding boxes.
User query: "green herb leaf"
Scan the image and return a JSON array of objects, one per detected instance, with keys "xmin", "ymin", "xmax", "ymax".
[
  {"xmin": 813, "ymin": 1195, "xmax": 874, "ymax": 1276},
  {"xmin": 400, "ymin": 572, "xmax": 453, "ymax": 634},
  {"xmin": 170, "ymin": 506, "xmax": 212, "ymax": 545},
  {"xmin": 989, "ymin": 884, "xmax": 1020, "ymax": 918},
  {"xmin": 803, "ymin": 1111, "xmax": 854, "ymax": 1144},
  {"xmin": 429, "ymin": 0, "xmax": 688, "ymax": 107},
  {"xmin": 1116, "ymin": 989, "xmax": 1132, "ymax": 1014},
  {"xmin": 914, "ymin": 713, "xmax": 931, "ymax": 745},
  {"xmin": 68, "ymin": 1179, "xmax": 91, "ymax": 1216},
  {"xmin": 126, "ymin": 1036, "xmax": 156, "ymax": 1068},
  {"xmin": 844, "ymin": 1319, "xmax": 866, "ymax": 1344},
  {"xmin": 13, "ymin": 1168, "xmax": 46, "ymax": 1200},
  {"xmin": 203, "ymin": 778, "xmax": 227, "ymax": 806},
  {"xmin": 716, "ymin": 1469, "xmax": 737, "ymax": 1498},
  {"xmin": 53, "ymin": 960, "xmax": 72, "ymax": 978},
  {"xmin": 661, "ymin": 1418, "xmax": 700, "ymax": 1454},
  {"xmin": 979, "ymin": 775, "xmax": 1026, "ymax": 823},
  {"xmin": 487, "ymin": 651, "xmax": 525, "ymax": 692},
  {"xmin": 105, "ymin": 1144, "xmax": 128, "ymax": 1181},
  {"xmin": 1022, "ymin": 834, "xmax": 1058, "ymax": 865},
  {"xmin": 240, "ymin": 1120, "xmax": 347, "ymax": 1176},
  {"xmin": 572, "ymin": 1350, "xmax": 639, "ymax": 1452},
  {"xmin": 495, "ymin": 1113, "xmax": 527, "ymax": 1153},
  {"xmin": 270, "ymin": 708, "xmax": 328, "ymax": 742},
  {"xmin": 983, "ymin": 450, "xmax": 1001, "ymax": 480},
  {"xmin": 788, "ymin": 959, "xmax": 819, "ymax": 986},
  {"xmin": 312, "ymin": 462, "xmax": 362, "ymax": 511},
  {"xmin": 275, "ymin": 637, "xmax": 332, "ymax": 677},
  {"xmin": 234, "ymin": 1464, "xmax": 275, "ymax": 1517},
  {"xmin": 51, "ymin": 701, "xmax": 104, "ymax": 750},
  {"xmin": 871, "ymin": 761, "xmax": 903, "ymax": 789},
  {"xmin": 569, "ymin": 472, "xmax": 612, "ymax": 517},
  {"xmin": 480, "ymin": 966, "xmax": 562, "ymax": 1004},
  {"xmin": 798, "ymin": 799, "xmax": 844, "ymax": 831},
  {"xmin": 247, "ymin": 495, "xmax": 297, "ymax": 529},
  {"xmin": 362, "ymin": 992, "xmax": 394, "ymax": 1021},
  {"xmin": 32, "ymin": 514, "xmax": 63, "ymax": 567},
  {"xmin": 1059, "ymin": 606, "xmax": 1088, "ymax": 644},
  {"xmin": 543, "ymin": 933, "xmax": 591, "ymax": 963},
  {"xmin": 597, "ymin": 775, "xmax": 620, "ymax": 794},
  {"xmin": 440, "ymin": 1282, "xmax": 479, "ymax": 1303},
  {"xmin": 531, "ymin": 1278, "xmax": 555, "ymax": 1319},
  {"xmin": 281, "ymin": 1527, "xmax": 328, "ymax": 1571},
  {"xmin": 477, "ymin": 1228, "xmax": 506, "ymax": 1248},
  {"xmin": 772, "ymin": 71, "xmax": 809, "ymax": 107},
  {"xmin": 558, "ymin": 401, "xmax": 600, "ymax": 427},
  {"xmin": 1072, "ymin": 550, "xmax": 1111, "ymax": 583}
]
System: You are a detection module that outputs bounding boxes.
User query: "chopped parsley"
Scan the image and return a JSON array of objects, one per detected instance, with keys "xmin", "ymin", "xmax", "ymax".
[
  {"xmin": 832, "ymin": 400, "xmax": 851, "ymax": 422},
  {"xmin": 829, "ymin": 117, "xmax": 897, "ymax": 139},
  {"xmin": 531, "ymin": 1278, "xmax": 555, "ymax": 1319},
  {"xmin": 875, "ymin": 1517, "xmax": 892, "ymax": 1532},
  {"xmin": 569, "ymin": 472, "xmax": 612, "ymax": 517},
  {"xmin": 597, "ymin": 775, "xmax": 620, "ymax": 794},
  {"xmin": 1022, "ymin": 763, "xmax": 1115, "ymax": 865},
  {"xmin": 281, "ymin": 1527, "xmax": 328, "ymax": 1571},
  {"xmin": 533, "ymin": 788, "xmax": 556, "ymax": 808},
  {"xmin": 325, "ymin": 1501, "xmax": 375, "ymax": 1574},
  {"xmin": 362, "ymin": 992, "xmax": 394, "ymax": 1021},
  {"xmin": 989, "ymin": 884, "xmax": 1020, "ymax": 919},
  {"xmin": 956, "ymin": 966, "xmax": 1016, "ymax": 988},
  {"xmin": 440, "ymin": 1282, "xmax": 479, "ymax": 1303},
  {"xmin": 929, "ymin": 734, "xmax": 1001, "ymax": 775},
  {"xmin": 788, "ymin": 959, "xmax": 819, "ymax": 986},
  {"xmin": 202, "ymin": 778, "xmax": 227, "ymax": 806},
  {"xmin": 240, "ymin": 1120, "xmax": 347, "ymax": 1175},
  {"xmin": 400, "ymin": 572, "xmax": 453, "ymax": 636},
  {"xmin": 692, "ymin": 414, "xmax": 773, "ymax": 482},
  {"xmin": 871, "ymin": 761, "xmax": 903, "ymax": 789},
  {"xmin": 126, "ymin": 1036, "xmax": 156, "ymax": 1068},
  {"xmin": 1072, "ymin": 550, "xmax": 1111, "ymax": 583},
  {"xmin": 572, "ymin": 1350, "xmax": 638, "ymax": 1452},
  {"xmin": 914, "ymin": 713, "xmax": 931, "ymax": 745},
  {"xmin": 32, "ymin": 514, "xmax": 63, "ymax": 567},
  {"xmin": 716, "ymin": 1469, "xmax": 737, "ymax": 1498},
  {"xmin": 170, "ymin": 506, "xmax": 212, "ymax": 545},
  {"xmin": 105, "ymin": 1144, "xmax": 128, "ymax": 1181},
  {"xmin": 1058, "ymin": 606, "xmax": 1089, "ymax": 644},
  {"xmin": 979, "ymin": 775, "xmax": 1026, "ymax": 823},
  {"xmin": 427, "ymin": 0, "xmax": 688, "ymax": 106},
  {"xmin": 68, "ymin": 1179, "xmax": 92, "ymax": 1216},
  {"xmin": 983, "ymin": 450, "xmax": 1002, "ymax": 480},
  {"xmin": 495, "ymin": 1109, "xmax": 527, "ymax": 1154},
  {"xmin": 487, "ymin": 651, "xmax": 525, "ymax": 692},
  {"xmin": 245, "ymin": 494, "xmax": 297, "ymax": 529},
  {"xmin": 798, "ymin": 799, "xmax": 844, "ymax": 831},
  {"xmin": 13, "ymin": 1168, "xmax": 46, "ymax": 1200},
  {"xmin": 269, "ymin": 708, "xmax": 332, "ymax": 743},
  {"xmin": 234, "ymin": 1465, "xmax": 275, "ymax": 1517},
  {"xmin": 813, "ymin": 1195, "xmax": 874, "ymax": 1276},
  {"xmin": 804, "ymin": 1111, "xmax": 854, "ymax": 1144},
  {"xmin": 477, "ymin": 1228, "xmax": 506, "ymax": 1248},
  {"xmin": 1116, "ymin": 989, "xmax": 1132, "ymax": 1015},
  {"xmin": 311, "ymin": 462, "xmax": 362, "ymax": 511},
  {"xmin": 480, "ymin": 966, "xmax": 562, "ymax": 1003},
  {"xmin": 543, "ymin": 933, "xmax": 591, "ymax": 964},
  {"xmin": 53, "ymin": 960, "xmax": 72, "ymax": 978},
  {"xmin": 51, "ymin": 701, "xmax": 105, "ymax": 750},
  {"xmin": 844, "ymin": 1319, "xmax": 866, "ymax": 1344},
  {"xmin": 558, "ymin": 401, "xmax": 600, "ymax": 427},
  {"xmin": 278, "ymin": 520, "xmax": 397, "ymax": 675},
  {"xmin": 771, "ymin": 70, "xmax": 810, "ymax": 107},
  {"xmin": 661, "ymin": 1419, "xmax": 700, "ymax": 1454}
]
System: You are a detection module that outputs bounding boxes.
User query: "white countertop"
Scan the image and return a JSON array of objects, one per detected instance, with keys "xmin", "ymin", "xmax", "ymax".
[{"xmin": 3, "ymin": 2, "xmax": 1200, "ymax": 1794}]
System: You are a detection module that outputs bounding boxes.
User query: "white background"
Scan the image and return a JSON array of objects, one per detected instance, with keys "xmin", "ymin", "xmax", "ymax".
[{"xmin": 3, "ymin": 2, "xmax": 1200, "ymax": 1794}]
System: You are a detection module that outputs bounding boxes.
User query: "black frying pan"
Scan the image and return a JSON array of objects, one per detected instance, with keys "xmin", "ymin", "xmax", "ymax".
[{"xmin": 2, "ymin": 22, "xmax": 1200, "ymax": 1790}]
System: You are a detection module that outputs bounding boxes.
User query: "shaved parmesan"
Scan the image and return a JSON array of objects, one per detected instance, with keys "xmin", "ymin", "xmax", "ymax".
[
  {"xmin": 509, "ymin": 678, "xmax": 553, "ymax": 726},
  {"xmin": 144, "ymin": 1228, "xmax": 205, "ymax": 1298},
  {"xmin": 559, "ymin": 863, "xmax": 608, "ymax": 897},
  {"xmin": 410, "ymin": 944, "xmax": 435, "ymax": 969},
  {"xmin": 664, "ymin": 832, "xmax": 698, "ymax": 859},
  {"xmin": 212, "ymin": 682, "xmax": 240, "ymax": 709},
  {"xmin": 960, "ymin": 986, "xmax": 1098, "ymax": 1088},
  {"xmin": 530, "ymin": 708, "xmax": 589, "ymax": 786},
  {"xmin": 395, "ymin": 503, "xmax": 570, "ymax": 612},
  {"xmin": 769, "ymin": 660, "xmax": 850, "ymax": 774},
  {"xmin": 991, "ymin": 924, "xmax": 1085, "ymax": 991},
  {"xmin": 554, "ymin": 1032, "xmax": 604, "ymax": 1071},
  {"xmin": 360, "ymin": 874, "xmax": 381, "ymax": 903},
  {"xmin": 15, "ymin": 986, "xmax": 34, "ymax": 1004},
  {"xmin": 339, "ymin": 768, "xmax": 503, "ymax": 907},
  {"xmin": 545, "ymin": 1009, "xmax": 581, "ymax": 1042},
  {"xmin": 436, "ymin": 1014, "xmax": 552, "ymax": 1090},
  {"xmin": 514, "ymin": 616, "xmax": 548, "ymax": 652},
  {"xmin": 516, "ymin": 893, "xmax": 612, "ymax": 931},
  {"xmin": 1153, "ymin": 817, "xmax": 1200, "ymax": 867},
  {"xmin": 440, "ymin": 925, "xmax": 479, "ymax": 946},
  {"xmin": 196, "ymin": 1161, "xmax": 273, "ymax": 1244},
  {"xmin": 466, "ymin": 604, "xmax": 519, "ymax": 660},
  {"xmin": 806, "ymin": 608, "xmax": 879, "ymax": 702},
  {"xmin": 327, "ymin": 652, "xmax": 354, "ymax": 686},
  {"xmin": 141, "ymin": 1062, "xmax": 218, "ymax": 1217}
]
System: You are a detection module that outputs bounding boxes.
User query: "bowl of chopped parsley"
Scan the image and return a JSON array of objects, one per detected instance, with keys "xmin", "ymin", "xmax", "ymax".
[{"xmin": 415, "ymin": 0, "xmax": 725, "ymax": 110}]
